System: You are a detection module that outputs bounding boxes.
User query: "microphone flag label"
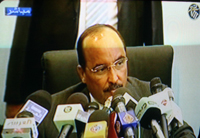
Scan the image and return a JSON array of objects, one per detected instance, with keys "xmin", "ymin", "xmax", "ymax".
[
  {"xmin": 2, "ymin": 118, "xmax": 38, "ymax": 138},
  {"xmin": 18, "ymin": 100, "xmax": 48, "ymax": 125},
  {"xmin": 148, "ymin": 88, "xmax": 171, "ymax": 114},
  {"xmin": 84, "ymin": 121, "xmax": 107, "ymax": 138},
  {"xmin": 123, "ymin": 112, "xmax": 134, "ymax": 123},
  {"xmin": 90, "ymin": 124, "xmax": 103, "ymax": 133},
  {"xmin": 64, "ymin": 106, "xmax": 72, "ymax": 113},
  {"xmin": 53, "ymin": 104, "xmax": 83, "ymax": 133},
  {"xmin": 118, "ymin": 110, "xmax": 138, "ymax": 131}
]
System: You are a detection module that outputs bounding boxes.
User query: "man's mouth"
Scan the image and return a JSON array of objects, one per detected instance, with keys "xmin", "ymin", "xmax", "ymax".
[{"xmin": 103, "ymin": 83, "xmax": 123, "ymax": 93}]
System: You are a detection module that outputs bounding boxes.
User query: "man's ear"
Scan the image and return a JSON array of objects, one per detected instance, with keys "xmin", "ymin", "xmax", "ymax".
[{"xmin": 77, "ymin": 65, "xmax": 86, "ymax": 83}]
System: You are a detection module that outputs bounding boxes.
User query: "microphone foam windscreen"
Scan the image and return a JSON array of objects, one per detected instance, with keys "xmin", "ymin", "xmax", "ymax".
[
  {"xmin": 111, "ymin": 87, "xmax": 129, "ymax": 109},
  {"xmin": 16, "ymin": 110, "xmax": 34, "ymax": 118},
  {"xmin": 88, "ymin": 110, "xmax": 109, "ymax": 124},
  {"xmin": 150, "ymin": 77, "xmax": 163, "ymax": 94},
  {"xmin": 113, "ymin": 87, "xmax": 129, "ymax": 96},
  {"xmin": 86, "ymin": 102, "xmax": 99, "ymax": 111},
  {"xmin": 66, "ymin": 92, "xmax": 89, "ymax": 111},
  {"xmin": 25, "ymin": 90, "xmax": 52, "ymax": 111}
]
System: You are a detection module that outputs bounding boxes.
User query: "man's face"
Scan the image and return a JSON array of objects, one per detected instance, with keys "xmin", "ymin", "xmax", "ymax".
[{"xmin": 78, "ymin": 28, "xmax": 128, "ymax": 104}]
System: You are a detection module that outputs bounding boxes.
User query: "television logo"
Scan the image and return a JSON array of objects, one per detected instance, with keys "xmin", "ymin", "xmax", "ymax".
[
  {"xmin": 5, "ymin": 7, "xmax": 32, "ymax": 16},
  {"xmin": 188, "ymin": 4, "xmax": 199, "ymax": 19}
]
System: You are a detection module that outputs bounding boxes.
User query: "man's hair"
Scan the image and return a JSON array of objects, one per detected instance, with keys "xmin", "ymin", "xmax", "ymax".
[{"xmin": 77, "ymin": 24, "xmax": 126, "ymax": 69}]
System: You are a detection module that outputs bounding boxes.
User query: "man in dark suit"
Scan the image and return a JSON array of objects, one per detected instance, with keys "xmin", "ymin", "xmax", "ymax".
[
  {"xmin": 38, "ymin": 24, "xmax": 195, "ymax": 138},
  {"xmin": 4, "ymin": 0, "xmax": 163, "ymax": 118}
]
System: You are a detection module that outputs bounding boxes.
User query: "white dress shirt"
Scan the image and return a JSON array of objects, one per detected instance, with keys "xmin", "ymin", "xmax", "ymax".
[{"xmin": 75, "ymin": 0, "xmax": 118, "ymax": 48}]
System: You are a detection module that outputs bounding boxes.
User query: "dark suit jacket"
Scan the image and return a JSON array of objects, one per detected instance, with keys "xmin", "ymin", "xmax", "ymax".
[
  {"xmin": 4, "ymin": 0, "xmax": 163, "ymax": 104},
  {"xmin": 38, "ymin": 77, "xmax": 154, "ymax": 138},
  {"xmin": 38, "ymin": 76, "xmax": 196, "ymax": 138}
]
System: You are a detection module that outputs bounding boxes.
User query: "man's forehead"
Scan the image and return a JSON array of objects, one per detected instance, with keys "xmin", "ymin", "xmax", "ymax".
[{"xmin": 82, "ymin": 27, "xmax": 124, "ymax": 49}]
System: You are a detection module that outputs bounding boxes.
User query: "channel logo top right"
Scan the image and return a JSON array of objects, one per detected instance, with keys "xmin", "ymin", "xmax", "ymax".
[{"xmin": 188, "ymin": 3, "xmax": 199, "ymax": 19}]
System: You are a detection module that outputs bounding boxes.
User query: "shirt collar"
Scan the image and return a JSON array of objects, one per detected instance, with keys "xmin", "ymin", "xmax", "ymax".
[{"xmin": 89, "ymin": 93, "xmax": 104, "ymax": 110}]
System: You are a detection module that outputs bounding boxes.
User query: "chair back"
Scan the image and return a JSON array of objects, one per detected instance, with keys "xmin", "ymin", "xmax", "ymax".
[{"xmin": 41, "ymin": 45, "xmax": 173, "ymax": 94}]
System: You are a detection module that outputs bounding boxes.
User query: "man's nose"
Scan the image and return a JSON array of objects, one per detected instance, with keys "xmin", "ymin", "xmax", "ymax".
[{"xmin": 107, "ymin": 67, "xmax": 118, "ymax": 83}]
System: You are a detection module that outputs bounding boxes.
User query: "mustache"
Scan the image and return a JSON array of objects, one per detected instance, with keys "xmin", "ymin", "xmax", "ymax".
[{"xmin": 103, "ymin": 83, "xmax": 123, "ymax": 92}]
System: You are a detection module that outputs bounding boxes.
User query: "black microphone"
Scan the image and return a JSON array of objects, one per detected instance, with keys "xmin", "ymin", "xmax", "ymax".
[
  {"xmin": 54, "ymin": 92, "xmax": 89, "ymax": 138},
  {"xmin": 166, "ymin": 88, "xmax": 183, "ymax": 132},
  {"xmin": 150, "ymin": 77, "xmax": 169, "ymax": 138},
  {"xmin": 83, "ymin": 109, "xmax": 110, "ymax": 138},
  {"xmin": 135, "ymin": 76, "xmax": 181, "ymax": 138},
  {"xmin": 67, "ymin": 92, "xmax": 95, "ymax": 138},
  {"xmin": 79, "ymin": 96, "xmax": 113, "ymax": 138},
  {"xmin": 16, "ymin": 89, "xmax": 52, "ymax": 125},
  {"xmin": 66, "ymin": 92, "xmax": 89, "ymax": 111},
  {"xmin": 85, "ymin": 102, "xmax": 99, "ymax": 114},
  {"xmin": 88, "ymin": 109, "xmax": 110, "ymax": 124},
  {"xmin": 83, "ymin": 96, "xmax": 114, "ymax": 138},
  {"xmin": 2, "ymin": 90, "xmax": 52, "ymax": 138},
  {"xmin": 111, "ymin": 87, "xmax": 138, "ymax": 138},
  {"xmin": 75, "ymin": 102, "xmax": 99, "ymax": 138},
  {"xmin": 151, "ymin": 78, "xmax": 183, "ymax": 135},
  {"xmin": 16, "ymin": 110, "xmax": 34, "ymax": 118},
  {"xmin": 135, "ymin": 96, "xmax": 165, "ymax": 138}
]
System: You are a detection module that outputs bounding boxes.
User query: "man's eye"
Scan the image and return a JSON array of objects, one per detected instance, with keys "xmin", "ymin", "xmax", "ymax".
[
  {"xmin": 116, "ymin": 60, "xmax": 124, "ymax": 66},
  {"xmin": 95, "ymin": 65, "xmax": 107, "ymax": 72}
]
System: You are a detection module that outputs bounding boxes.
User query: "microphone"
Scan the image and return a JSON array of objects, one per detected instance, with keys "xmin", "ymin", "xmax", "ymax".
[
  {"xmin": 107, "ymin": 111, "xmax": 118, "ymax": 138},
  {"xmin": 87, "ymin": 96, "xmax": 113, "ymax": 126},
  {"xmin": 81, "ymin": 96, "xmax": 113, "ymax": 138},
  {"xmin": 150, "ymin": 77, "xmax": 169, "ymax": 138},
  {"xmin": 150, "ymin": 77, "xmax": 184, "ymax": 137},
  {"xmin": 84, "ymin": 109, "xmax": 110, "ymax": 138},
  {"xmin": 75, "ymin": 102, "xmax": 99, "ymax": 138},
  {"xmin": 66, "ymin": 92, "xmax": 92, "ymax": 138},
  {"xmin": 111, "ymin": 87, "xmax": 138, "ymax": 138},
  {"xmin": 2, "ymin": 90, "xmax": 52, "ymax": 138},
  {"xmin": 66, "ymin": 92, "xmax": 89, "ymax": 111},
  {"xmin": 83, "ymin": 96, "xmax": 114, "ymax": 138},
  {"xmin": 16, "ymin": 110, "xmax": 34, "ymax": 118},
  {"xmin": 159, "ymin": 87, "xmax": 183, "ymax": 134},
  {"xmin": 135, "ymin": 97, "xmax": 164, "ymax": 137},
  {"xmin": 83, "ymin": 120, "xmax": 107, "ymax": 138},
  {"xmin": 17, "ymin": 90, "xmax": 52, "ymax": 125},
  {"xmin": 88, "ymin": 109, "xmax": 110, "ymax": 125},
  {"xmin": 123, "ymin": 89, "xmax": 138, "ymax": 110},
  {"xmin": 85, "ymin": 102, "xmax": 99, "ymax": 114},
  {"xmin": 1, "ymin": 117, "xmax": 38, "ymax": 138},
  {"xmin": 122, "ymin": 93, "xmax": 142, "ymax": 138},
  {"xmin": 53, "ymin": 92, "xmax": 89, "ymax": 138},
  {"xmin": 99, "ymin": 95, "xmax": 118, "ymax": 138}
]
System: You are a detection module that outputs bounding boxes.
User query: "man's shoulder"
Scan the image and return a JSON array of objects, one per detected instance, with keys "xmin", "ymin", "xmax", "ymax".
[
  {"xmin": 127, "ymin": 76, "xmax": 150, "ymax": 86},
  {"xmin": 126, "ymin": 76, "xmax": 151, "ymax": 100},
  {"xmin": 51, "ymin": 82, "xmax": 87, "ymax": 104}
]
